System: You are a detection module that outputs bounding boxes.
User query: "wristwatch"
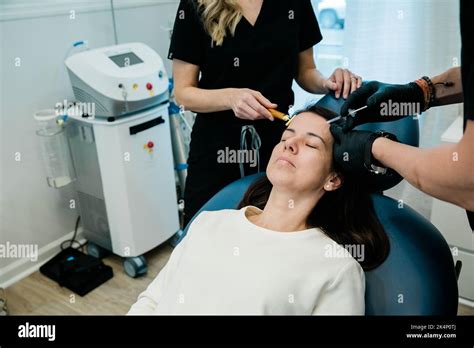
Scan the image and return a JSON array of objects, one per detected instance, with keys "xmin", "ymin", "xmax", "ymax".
[{"xmin": 364, "ymin": 131, "xmax": 398, "ymax": 175}]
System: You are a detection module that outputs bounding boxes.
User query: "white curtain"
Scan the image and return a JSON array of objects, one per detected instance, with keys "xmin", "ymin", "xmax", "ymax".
[
  {"xmin": 343, "ymin": 0, "xmax": 460, "ymax": 83},
  {"xmin": 343, "ymin": 0, "xmax": 462, "ymax": 218}
]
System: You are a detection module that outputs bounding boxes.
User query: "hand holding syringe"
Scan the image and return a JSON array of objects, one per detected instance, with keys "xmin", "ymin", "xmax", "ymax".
[
  {"xmin": 326, "ymin": 105, "xmax": 368, "ymax": 124},
  {"xmin": 268, "ymin": 105, "xmax": 369, "ymax": 127}
]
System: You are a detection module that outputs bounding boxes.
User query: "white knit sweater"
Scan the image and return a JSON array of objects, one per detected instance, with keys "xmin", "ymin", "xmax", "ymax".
[{"xmin": 128, "ymin": 206, "xmax": 365, "ymax": 315}]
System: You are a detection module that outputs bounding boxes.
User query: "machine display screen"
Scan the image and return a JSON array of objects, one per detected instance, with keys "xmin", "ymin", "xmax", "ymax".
[{"xmin": 108, "ymin": 52, "xmax": 143, "ymax": 67}]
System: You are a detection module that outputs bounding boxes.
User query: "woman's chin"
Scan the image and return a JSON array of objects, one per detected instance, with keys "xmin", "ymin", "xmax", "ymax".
[{"xmin": 267, "ymin": 169, "xmax": 296, "ymax": 188}]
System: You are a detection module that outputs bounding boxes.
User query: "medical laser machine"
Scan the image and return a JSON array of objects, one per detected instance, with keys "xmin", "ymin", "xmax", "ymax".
[{"xmin": 64, "ymin": 43, "xmax": 180, "ymax": 277}]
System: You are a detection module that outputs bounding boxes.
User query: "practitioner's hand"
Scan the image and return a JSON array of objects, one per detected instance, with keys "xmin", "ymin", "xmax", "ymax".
[
  {"xmin": 324, "ymin": 68, "xmax": 363, "ymax": 99},
  {"xmin": 227, "ymin": 88, "xmax": 277, "ymax": 121},
  {"xmin": 330, "ymin": 123, "xmax": 397, "ymax": 176},
  {"xmin": 338, "ymin": 81, "xmax": 425, "ymax": 132}
]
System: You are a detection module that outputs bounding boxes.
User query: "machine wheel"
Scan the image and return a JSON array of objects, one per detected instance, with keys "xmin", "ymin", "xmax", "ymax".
[
  {"xmin": 319, "ymin": 10, "xmax": 337, "ymax": 29},
  {"xmin": 86, "ymin": 242, "xmax": 110, "ymax": 259},
  {"xmin": 168, "ymin": 230, "xmax": 186, "ymax": 248},
  {"xmin": 123, "ymin": 255, "xmax": 148, "ymax": 278}
]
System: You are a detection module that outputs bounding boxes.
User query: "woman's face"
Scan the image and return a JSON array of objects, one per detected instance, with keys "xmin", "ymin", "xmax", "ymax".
[{"xmin": 267, "ymin": 111, "xmax": 342, "ymax": 193}]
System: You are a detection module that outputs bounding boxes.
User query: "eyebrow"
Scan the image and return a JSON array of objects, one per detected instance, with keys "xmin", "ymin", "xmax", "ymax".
[{"xmin": 284, "ymin": 128, "xmax": 327, "ymax": 147}]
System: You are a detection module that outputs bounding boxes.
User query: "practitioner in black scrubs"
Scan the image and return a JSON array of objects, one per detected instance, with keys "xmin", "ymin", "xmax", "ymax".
[
  {"xmin": 169, "ymin": 0, "xmax": 362, "ymax": 226},
  {"xmin": 330, "ymin": 0, "xmax": 474, "ymax": 229}
]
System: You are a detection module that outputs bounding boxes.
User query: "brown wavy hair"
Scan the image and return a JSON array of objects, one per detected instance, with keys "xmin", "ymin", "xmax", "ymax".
[{"xmin": 238, "ymin": 104, "xmax": 390, "ymax": 271}]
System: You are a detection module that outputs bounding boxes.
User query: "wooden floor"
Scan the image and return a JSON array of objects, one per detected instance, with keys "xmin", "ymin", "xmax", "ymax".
[
  {"xmin": 6, "ymin": 242, "xmax": 174, "ymax": 315},
  {"xmin": 5, "ymin": 243, "xmax": 474, "ymax": 315}
]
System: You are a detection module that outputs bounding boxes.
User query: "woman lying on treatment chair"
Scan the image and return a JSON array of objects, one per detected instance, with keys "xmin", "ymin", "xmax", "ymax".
[{"xmin": 128, "ymin": 104, "xmax": 390, "ymax": 315}]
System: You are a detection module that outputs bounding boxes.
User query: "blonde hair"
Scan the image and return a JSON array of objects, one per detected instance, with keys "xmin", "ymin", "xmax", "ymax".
[{"xmin": 196, "ymin": 0, "xmax": 242, "ymax": 46}]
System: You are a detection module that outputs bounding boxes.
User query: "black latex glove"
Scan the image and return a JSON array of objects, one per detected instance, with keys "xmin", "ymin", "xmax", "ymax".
[
  {"xmin": 338, "ymin": 80, "xmax": 425, "ymax": 131},
  {"xmin": 330, "ymin": 123, "xmax": 381, "ymax": 176}
]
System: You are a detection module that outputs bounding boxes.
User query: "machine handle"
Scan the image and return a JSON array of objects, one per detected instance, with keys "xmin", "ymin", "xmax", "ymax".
[{"xmin": 129, "ymin": 116, "xmax": 165, "ymax": 135}]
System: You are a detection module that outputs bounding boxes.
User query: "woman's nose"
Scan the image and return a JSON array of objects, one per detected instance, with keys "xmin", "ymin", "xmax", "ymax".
[{"xmin": 284, "ymin": 137, "xmax": 298, "ymax": 153}]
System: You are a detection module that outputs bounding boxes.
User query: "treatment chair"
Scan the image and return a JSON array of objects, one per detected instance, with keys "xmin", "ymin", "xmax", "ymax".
[{"xmin": 181, "ymin": 92, "xmax": 460, "ymax": 315}]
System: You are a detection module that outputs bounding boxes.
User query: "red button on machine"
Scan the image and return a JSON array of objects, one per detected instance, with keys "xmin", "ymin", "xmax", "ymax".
[
  {"xmin": 146, "ymin": 83, "xmax": 153, "ymax": 90},
  {"xmin": 147, "ymin": 141, "xmax": 154, "ymax": 149}
]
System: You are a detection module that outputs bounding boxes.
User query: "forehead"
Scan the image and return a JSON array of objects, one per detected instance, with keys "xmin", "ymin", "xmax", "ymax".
[{"xmin": 287, "ymin": 112, "xmax": 332, "ymax": 140}]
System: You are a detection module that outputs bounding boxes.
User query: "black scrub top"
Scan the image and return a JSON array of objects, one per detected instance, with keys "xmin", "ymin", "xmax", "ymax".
[
  {"xmin": 168, "ymin": 0, "xmax": 322, "ymax": 160},
  {"xmin": 460, "ymin": 0, "xmax": 474, "ymax": 229}
]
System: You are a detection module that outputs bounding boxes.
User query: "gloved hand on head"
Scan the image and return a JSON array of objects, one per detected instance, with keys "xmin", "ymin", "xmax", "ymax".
[
  {"xmin": 338, "ymin": 81, "xmax": 425, "ymax": 132},
  {"xmin": 330, "ymin": 123, "xmax": 399, "ymax": 178}
]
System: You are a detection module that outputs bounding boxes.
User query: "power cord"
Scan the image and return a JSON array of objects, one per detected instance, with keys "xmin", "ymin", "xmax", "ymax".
[{"xmin": 61, "ymin": 216, "xmax": 87, "ymax": 252}]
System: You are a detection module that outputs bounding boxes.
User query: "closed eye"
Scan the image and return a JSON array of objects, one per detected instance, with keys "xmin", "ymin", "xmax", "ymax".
[
  {"xmin": 306, "ymin": 144, "xmax": 319, "ymax": 150},
  {"xmin": 281, "ymin": 138, "xmax": 318, "ymax": 149}
]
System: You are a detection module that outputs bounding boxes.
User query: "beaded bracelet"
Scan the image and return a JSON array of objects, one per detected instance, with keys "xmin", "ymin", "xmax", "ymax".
[
  {"xmin": 421, "ymin": 76, "xmax": 436, "ymax": 109},
  {"xmin": 414, "ymin": 78, "xmax": 430, "ymax": 111}
]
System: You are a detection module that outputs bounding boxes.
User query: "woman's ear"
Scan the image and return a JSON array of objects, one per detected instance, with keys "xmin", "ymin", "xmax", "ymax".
[{"xmin": 323, "ymin": 172, "xmax": 343, "ymax": 192}]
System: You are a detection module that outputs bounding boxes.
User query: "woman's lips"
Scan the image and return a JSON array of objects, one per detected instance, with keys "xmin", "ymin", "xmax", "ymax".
[{"xmin": 276, "ymin": 156, "xmax": 296, "ymax": 168}]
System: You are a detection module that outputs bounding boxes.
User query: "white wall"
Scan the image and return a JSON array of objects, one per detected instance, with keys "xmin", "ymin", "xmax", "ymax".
[{"xmin": 0, "ymin": 0, "xmax": 179, "ymax": 285}]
